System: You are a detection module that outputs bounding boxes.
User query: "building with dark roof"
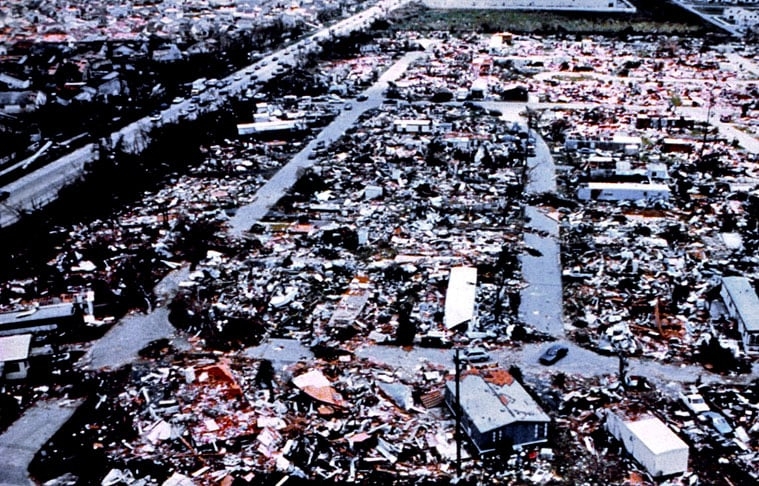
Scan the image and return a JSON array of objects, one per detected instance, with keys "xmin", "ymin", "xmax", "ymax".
[{"xmin": 444, "ymin": 368, "xmax": 550, "ymax": 454}]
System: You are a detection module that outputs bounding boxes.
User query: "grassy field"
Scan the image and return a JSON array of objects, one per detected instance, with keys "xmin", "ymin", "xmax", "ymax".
[{"xmin": 386, "ymin": 2, "xmax": 718, "ymax": 36}]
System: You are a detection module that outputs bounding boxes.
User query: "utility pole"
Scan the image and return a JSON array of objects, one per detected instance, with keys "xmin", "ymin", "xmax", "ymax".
[
  {"xmin": 523, "ymin": 108, "xmax": 532, "ymax": 167},
  {"xmin": 698, "ymin": 95, "xmax": 714, "ymax": 161},
  {"xmin": 455, "ymin": 347, "xmax": 462, "ymax": 477}
]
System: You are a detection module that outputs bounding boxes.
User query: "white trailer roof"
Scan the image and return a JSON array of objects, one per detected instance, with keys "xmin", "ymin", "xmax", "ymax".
[
  {"xmin": 0, "ymin": 333, "xmax": 32, "ymax": 362},
  {"xmin": 444, "ymin": 266, "xmax": 477, "ymax": 329},
  {"xmin": 624, "ymin": 417, "xmax": 688, "ymax": 455}
]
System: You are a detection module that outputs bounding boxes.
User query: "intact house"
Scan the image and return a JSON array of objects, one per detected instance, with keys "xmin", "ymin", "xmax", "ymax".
[
  {"xmin": 720, "ymin": 276, "xmax": 759, "ymax": 354},
  {"xmin": 444, "ymin": 368, "xmax": 550, "ymax": 454}
]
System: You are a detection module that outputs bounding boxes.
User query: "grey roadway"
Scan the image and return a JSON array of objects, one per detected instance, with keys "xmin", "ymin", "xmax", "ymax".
[
  {"xmin": 519, "ymin": 115, "xmax": 565, "ymax": 336},
  {"xmin": 0, "ymin": 399, "xmax": 82, "ymax": 486},
  {"xmin": 353, "ymin": 340, "xmax": 758, "ymax": 395},
  {"xmin": 79, "ymin": 265, "xmax": 192, "ymax": 371}
]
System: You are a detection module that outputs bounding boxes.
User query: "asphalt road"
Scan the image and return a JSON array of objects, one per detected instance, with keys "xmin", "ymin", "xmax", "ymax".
[
  {"xmin": 0, "ymin": 399, "xmax": 83, "ymax": 486},
  {"xmin": 518, "ymin": 121, "xmax": 565, "ymax": 336},
  {"xmin": 520, "ymin": 206, "xmax": 564, "ymax": 336}
]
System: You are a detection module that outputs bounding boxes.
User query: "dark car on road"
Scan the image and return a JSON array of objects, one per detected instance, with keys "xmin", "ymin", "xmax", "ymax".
[{"xmin": 539, "ymin": 344, "xmax": 568, "ymax": 365}]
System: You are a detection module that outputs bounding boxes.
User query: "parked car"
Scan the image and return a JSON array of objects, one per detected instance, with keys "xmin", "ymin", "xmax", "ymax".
[
  {"xmin": 701, "ymin": 411, "xmax": 733, "ymax": 436},
  {"xmin": 458, "ymin": 347, "xmax": 490, "ymax": 363},
  {"xmin": 356, "ymin": 94, "xmax": 368, "ymax": 102},
  {"xmin": 539, "ymin": 344, "xmax": 568, "ymax": 365},
  {"xmin": 679, "ymin": 391, "xmax": 710, "ymax": 415}
]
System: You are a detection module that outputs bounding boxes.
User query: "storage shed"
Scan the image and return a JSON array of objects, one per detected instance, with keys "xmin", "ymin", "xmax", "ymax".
[{"xmin": 606, "ymin": 413, "xmax": 688, "ymax": 478}]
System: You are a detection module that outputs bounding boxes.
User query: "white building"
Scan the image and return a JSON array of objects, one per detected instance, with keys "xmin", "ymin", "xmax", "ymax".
[
  {"xmin": 606, "ymin": 413, "xmax": 689, "ymax": 478},
  {"xmin": 721, "ymin": 276, "xmax": 759, "ymax": 354},
  {"xmin": 577, "ymin": 182, "xmax": 670, "ymax": 202}
]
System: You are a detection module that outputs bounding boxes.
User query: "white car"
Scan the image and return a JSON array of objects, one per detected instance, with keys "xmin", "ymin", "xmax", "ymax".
[
  {"xmin": 458, "ymin": 347, "xmax": 491, "ymax": 363},
  {"xmin": 680, "ymin": 392, "xmax": 710, "ymax": 415}
]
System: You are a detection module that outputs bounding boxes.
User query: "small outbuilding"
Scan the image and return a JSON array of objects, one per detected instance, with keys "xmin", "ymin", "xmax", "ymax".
[{"xmin": 606, "ymin": 413, "xmax": 689, "ymax": 478}]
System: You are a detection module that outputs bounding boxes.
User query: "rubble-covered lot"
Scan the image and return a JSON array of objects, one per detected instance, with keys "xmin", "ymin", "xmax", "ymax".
[
  {"xmin": 30, "ymin": 347, "xmax": 759, "ymax": 485},
  {"xmin": 167, "ymin": 101, "xmax": 532, "ymax": 354},
  {"xmin": 548, "ymin": 101, "xmax": 759, "ymax": 373},
  {"xmin": 3, "ymin": 24, "xmax": 759, "ymax": 485},
  {"xmin": 32, "ymin": 344, "xmax": 467, "ymax": 485}
]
